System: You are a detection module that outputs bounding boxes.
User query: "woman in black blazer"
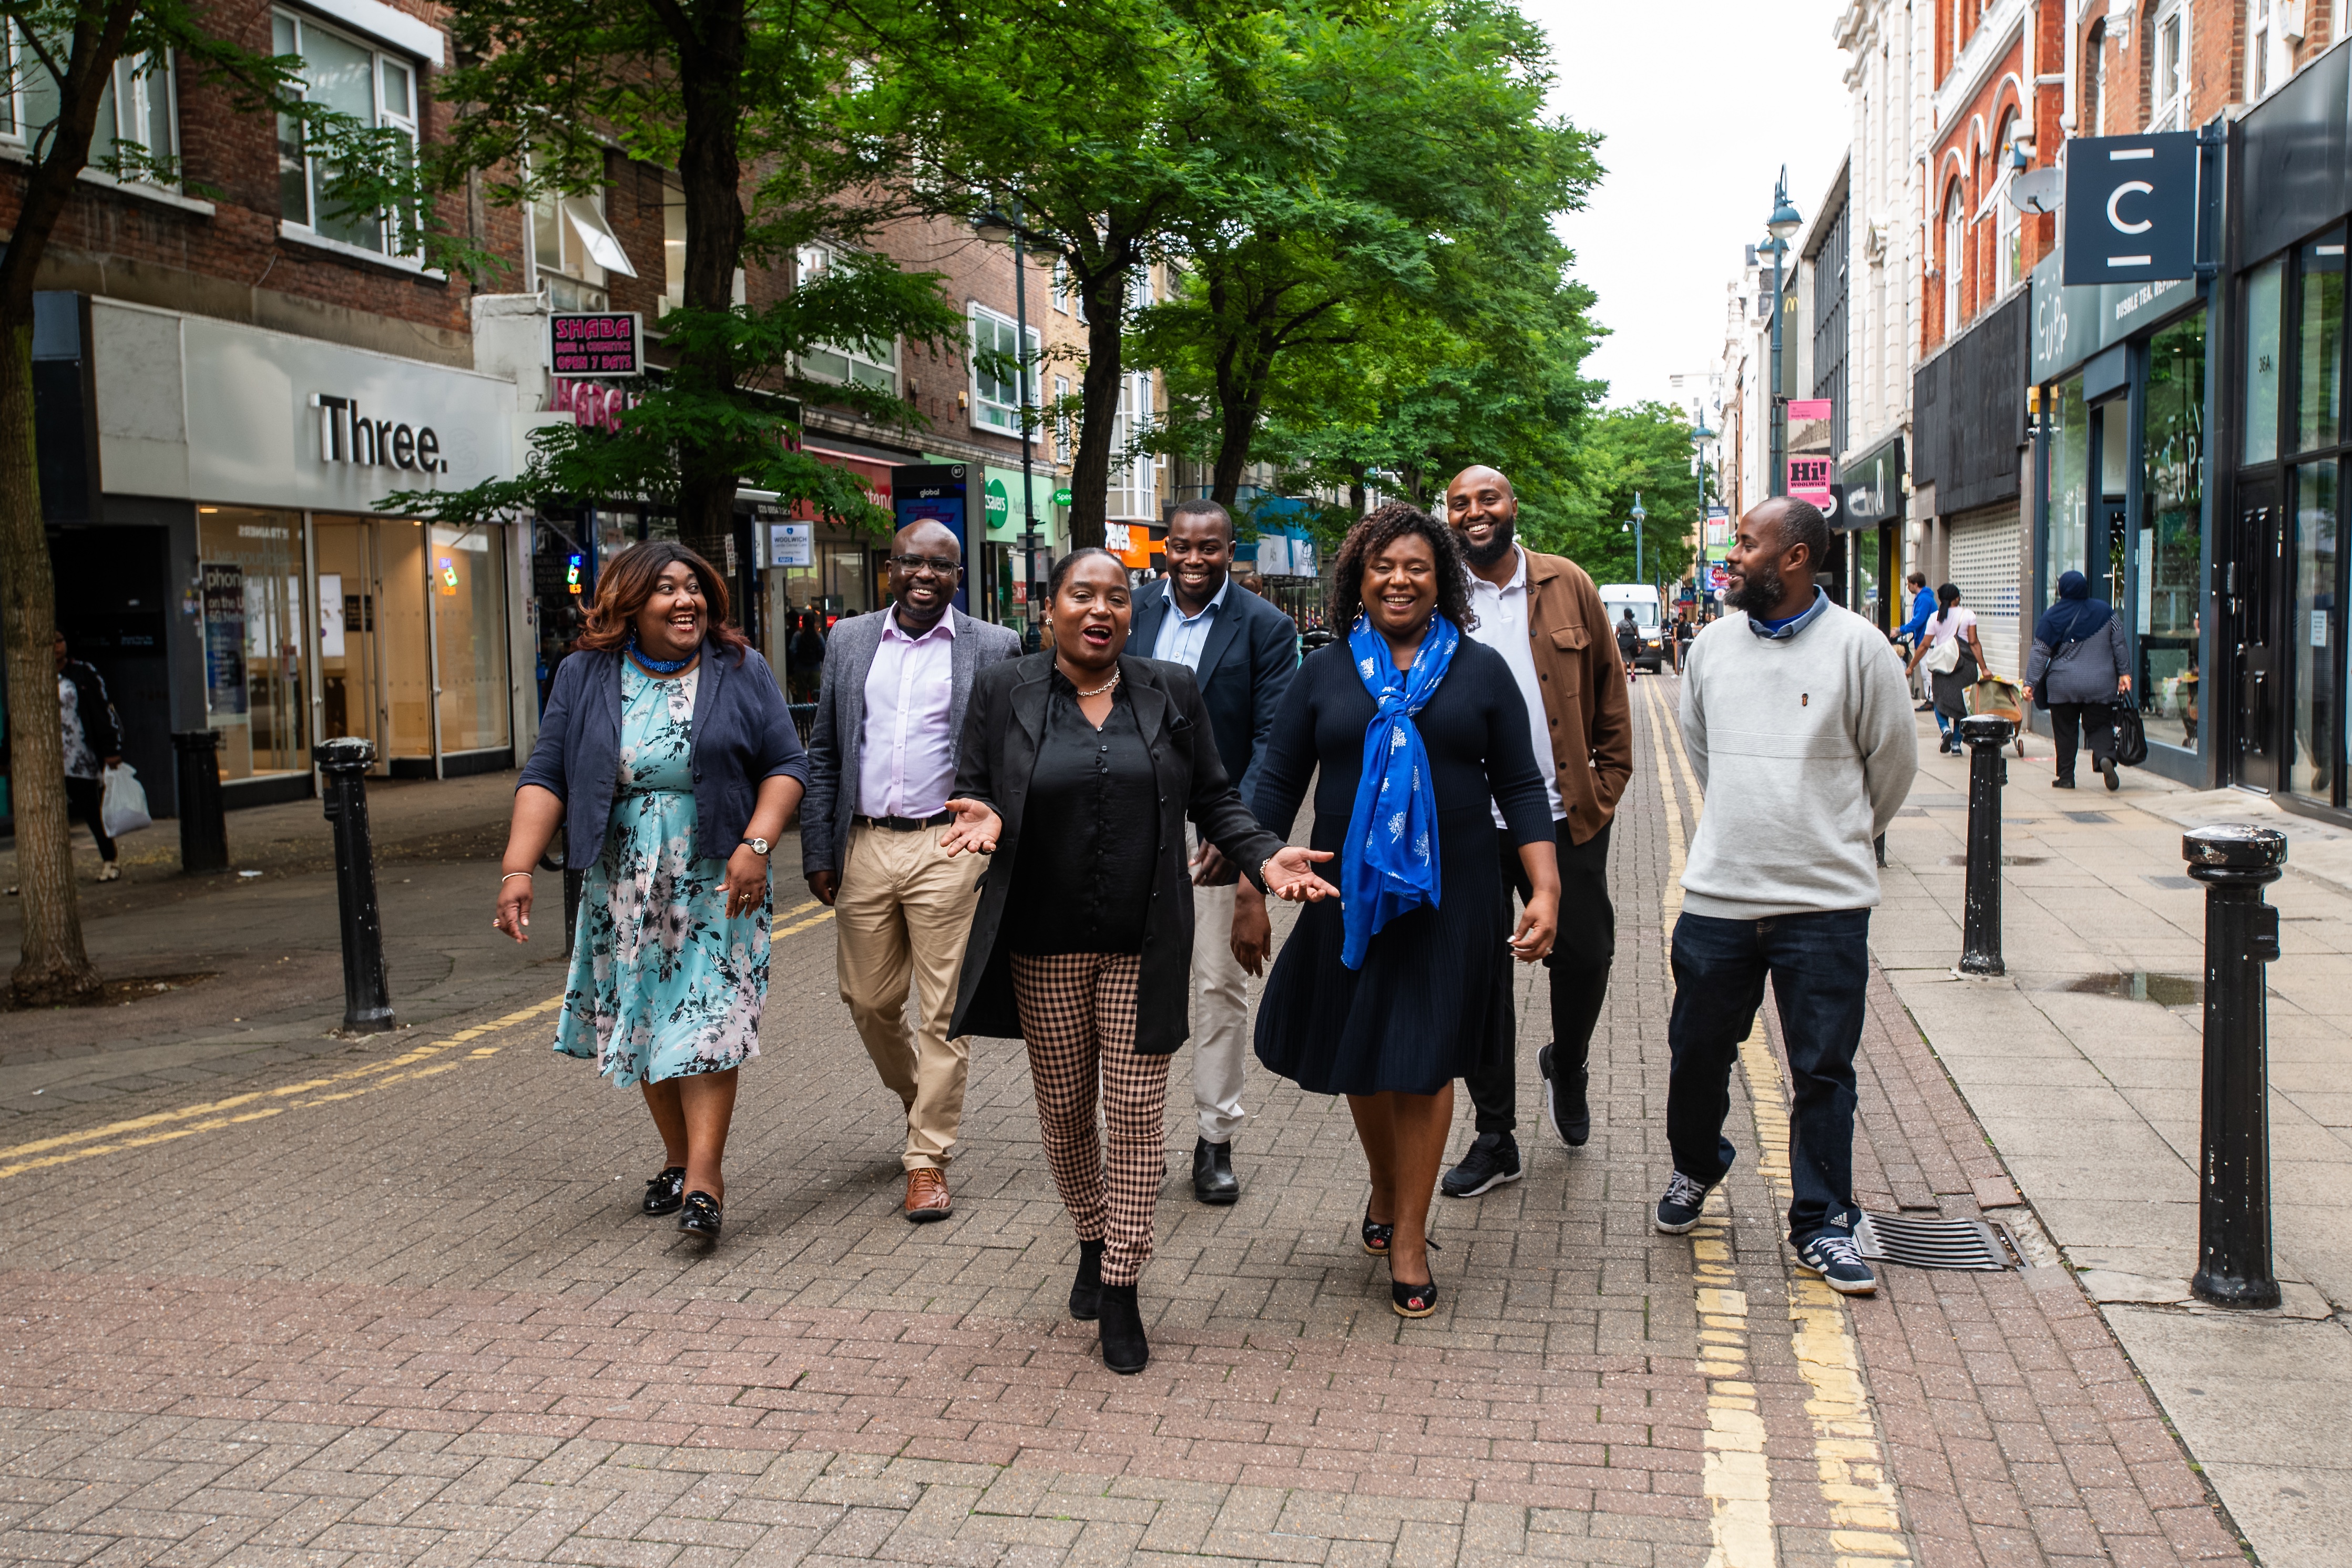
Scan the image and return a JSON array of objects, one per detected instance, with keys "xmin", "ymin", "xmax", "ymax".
[
  {"xmin": 496, "ymin": 543, "xmax": 807, "ymax": 1245},
  {"xmin": 940, "ymin": 549, "xmax": 1335, "ymax": 1375}
]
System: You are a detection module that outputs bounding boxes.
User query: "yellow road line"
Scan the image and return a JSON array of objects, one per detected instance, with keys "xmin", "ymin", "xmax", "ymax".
[
  {"xmin": 1645, "ymin": 679, "xmax": 1911, "ymax": 1568},
  {"xmin": 774, "ymin": 908, "xmax": 835, "ymax": 938},
  {"xmin": 0, "ymin": 997, "xmax": 559, "ymax": 1181}
]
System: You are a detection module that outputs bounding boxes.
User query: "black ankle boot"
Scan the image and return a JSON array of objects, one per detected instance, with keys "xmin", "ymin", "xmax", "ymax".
[
  {"xmin": 1097, "ymin": 1283, "xmax": 1149, "ymax": 1374},
  {"xmin": 1069, "ymin": 1239, "xmax": 1105, "ymax": 1321}
]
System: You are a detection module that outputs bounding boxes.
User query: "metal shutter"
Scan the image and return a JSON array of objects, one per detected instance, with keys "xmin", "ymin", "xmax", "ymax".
[{"xmin": 1949, "ymin": 505, "xmax": 2023, "ymax": 681}]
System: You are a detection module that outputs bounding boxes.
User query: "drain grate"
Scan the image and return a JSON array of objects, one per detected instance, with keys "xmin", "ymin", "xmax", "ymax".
[{"xmin": 1855, "ymin": 1212, "xmax": 2009, "ymax": 1271}]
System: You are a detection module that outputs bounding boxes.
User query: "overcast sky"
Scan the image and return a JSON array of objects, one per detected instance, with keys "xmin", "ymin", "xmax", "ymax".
[{"xmin": 1528, "ymin": 0, "xmax": 1854, "ymax": 419}]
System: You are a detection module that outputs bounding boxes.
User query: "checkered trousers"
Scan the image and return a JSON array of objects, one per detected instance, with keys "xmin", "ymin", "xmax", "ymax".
[{"xmin": 1010, "ymin": 952, "xmax": 1168, "ymax": 1287}]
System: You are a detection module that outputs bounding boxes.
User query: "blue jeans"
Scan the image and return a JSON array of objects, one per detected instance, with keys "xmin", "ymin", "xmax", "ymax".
[{"xmin": 1666, "ymin": 909, "xmax": 1872, "ymax": 1244}]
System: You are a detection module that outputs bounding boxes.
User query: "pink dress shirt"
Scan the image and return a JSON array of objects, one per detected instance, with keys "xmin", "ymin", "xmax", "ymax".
[{"xmin": 857, "ymin": 609, "xmax": 958, "ymax": 818}]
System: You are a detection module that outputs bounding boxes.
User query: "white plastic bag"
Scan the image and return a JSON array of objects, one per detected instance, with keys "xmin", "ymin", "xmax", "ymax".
[{"xmin": 100, "ymin": 763, "xmax": 152, "ymax": 838}]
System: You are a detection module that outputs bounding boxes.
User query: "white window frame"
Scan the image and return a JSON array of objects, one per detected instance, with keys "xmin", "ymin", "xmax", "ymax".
[
  {"xmin": 1984, "ymin": 116, "xmax": 2021, "ymax": 296},
  {"xmin": 2150, "ymin": 2, "xmax": 2189, "ymax": 130},
  {"xmin": 0, "ymin": 29, "xmax": 181, "ymax": 191},
  {"xmin": 1052, "ymin": 374, "xmax": 1072, "ymax": 463},
  {"xmin": 968, "ymin": 302, "xmax": 1040, "ymax": 434},
  {"xmin": 1942, "ymin": 183, "xmax": 1965, "ymax": 335},
  {"xmin": 795, "ymin": 241, "xmax": 899, "ymax": 394},
  {"xmin": 2085, "ymin": 22, "xmax": 2106, "ymax": 136},
  {"xmin": 1108, "ymin": 370, "xmax": 1157, "ymax": 521},
  {"xmin": 273, "ymin": 7, "xmax": 422, "ymax": 265}
]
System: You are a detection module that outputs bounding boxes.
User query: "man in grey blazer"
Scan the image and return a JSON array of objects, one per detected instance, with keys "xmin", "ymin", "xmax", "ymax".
[
  {"xmin": 803, "ymin": 520, "xmax": 1021, "ymax": 1222},
  {"xmin": 1128, "ymin": 499, "xmax": 1299, "ymax": 1204}
]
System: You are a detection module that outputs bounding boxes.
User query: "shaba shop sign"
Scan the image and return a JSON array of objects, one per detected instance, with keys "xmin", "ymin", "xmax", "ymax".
[{"xmin": 549, "ymin": 378, "xmax": 635, "ymax": 432}]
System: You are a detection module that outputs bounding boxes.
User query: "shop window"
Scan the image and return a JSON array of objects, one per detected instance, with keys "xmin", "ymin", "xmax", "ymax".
[
  {"xmin": 2047, "ymin": 376, "xmax": 2090, "ymax": 587},
  {"xmin": 430, "ymin": 524, "xmax": 511, "ymax": 753},
  {"xmin": 2246, "ymin": 255, "xmax": 2286, "ymax": 465},
  {"xmin": 2290, "ymin": 459, "xmax": 2338, "ymax": 799},
  {"xmin": 272, "ymin": 9, "xmax": 420, "ymax": 258},
  {"xmin": 2141, "ymin": 310, "xmax": 2206, "ymax": 752},
  {"xmin": 969, "ymin": 302, "xmax": 1039, "ymax": 433},
  {"xmin": 797, "ymin": 242, "xmax": 900, "ymax": 393},
  {"xmin": 0, "ymin": 32, "xmax": 180, "ymax": 189},
  {"xmin": 2297, "ymin": 233, "xmax": 2345, "ymax": 453},
  {"xmin": 528, "ymin": 172, "xmax": 636, "ymax": 312},
  {"xmin": 196, "ymin": 507, "xmax": 308, "ymax": 782}
]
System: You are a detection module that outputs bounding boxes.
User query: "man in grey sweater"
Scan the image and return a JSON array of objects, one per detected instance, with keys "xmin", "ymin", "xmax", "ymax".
[{"xmin": 1654, "ymin": 497, "xmax": 1918, "ymax": 1295}]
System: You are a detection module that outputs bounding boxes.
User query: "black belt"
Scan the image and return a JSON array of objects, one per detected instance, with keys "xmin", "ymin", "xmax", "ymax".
[{"xmin": 855, "ymin": 811, "xmax": 954, "ymax": 832}]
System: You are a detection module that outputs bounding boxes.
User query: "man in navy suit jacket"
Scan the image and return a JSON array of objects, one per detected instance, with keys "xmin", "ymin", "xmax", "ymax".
[{"xmin": 1128, "ymin": 499, "xmax": 1299, "ymax": 1204}]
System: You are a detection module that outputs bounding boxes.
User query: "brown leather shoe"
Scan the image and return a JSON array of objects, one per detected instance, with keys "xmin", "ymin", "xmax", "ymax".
[{"xmin": 904, "ymin": 1167, "xmax": 953, "ymax": 1223}]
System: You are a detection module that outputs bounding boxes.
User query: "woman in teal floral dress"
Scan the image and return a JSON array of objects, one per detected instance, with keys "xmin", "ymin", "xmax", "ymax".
[{"xmin": 496, "ymin": 544, "xmax": 808, "ymax": 1243}]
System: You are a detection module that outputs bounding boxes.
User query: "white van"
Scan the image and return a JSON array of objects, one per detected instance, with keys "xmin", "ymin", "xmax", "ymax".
[{"xmin": 1597, "ymin": 583, "xmax": 1666, "ymax": 671}]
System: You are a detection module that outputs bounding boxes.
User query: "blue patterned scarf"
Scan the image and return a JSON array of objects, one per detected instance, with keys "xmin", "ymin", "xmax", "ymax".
[{"xmin": 1339, "ymin": 611, "xmax": 1460, "ymax": 969}]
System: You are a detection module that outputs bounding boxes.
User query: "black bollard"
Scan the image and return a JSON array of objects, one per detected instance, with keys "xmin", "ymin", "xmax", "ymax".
[
  {"xmin": 2184, "ymin": 823, "xmax": 2288, "ymax": 1308},
  {"xmin": 313, "ymin": 737, "xmax": 395, "ymax": 1033},
  {"xmin": 171, "ymin": 729, "xmax": 230, "ymax": 874},
  {"xmin": 1956, "ymin": 713, "xmax": 2015, "ymax": 977}
]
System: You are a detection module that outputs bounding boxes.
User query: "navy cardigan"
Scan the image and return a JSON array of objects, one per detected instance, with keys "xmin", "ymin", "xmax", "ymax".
[{"xmin": 519, "ymin": 643, "xmax": 810, "ymax": 871}]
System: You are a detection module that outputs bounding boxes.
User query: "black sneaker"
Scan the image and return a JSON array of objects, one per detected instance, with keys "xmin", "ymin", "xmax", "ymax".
[
  {"xmin": 1440, "ymin": 1131, "xmax": 1522, "ymax": 1197},
  {"xmin": 1653, "ymin": 1171, "xmax": 1716, "ymax": 1234},
  {"xmin": 1538, "ymin": 1044, "xmax": 1590, "ymax": 1147},
  {"xmin": 1795, "ymin": 1232, "xmax": 1878, "ymax": 1295}
]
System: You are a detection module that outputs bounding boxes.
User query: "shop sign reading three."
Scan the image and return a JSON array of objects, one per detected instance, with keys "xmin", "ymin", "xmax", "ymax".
[
  {"xmin": 2062, "ymin": 133, "xmax": 2198, "ymax": 287},
  {"xmin": 308, "ymin": 393, "xmax": 450, "ymax": 472}
]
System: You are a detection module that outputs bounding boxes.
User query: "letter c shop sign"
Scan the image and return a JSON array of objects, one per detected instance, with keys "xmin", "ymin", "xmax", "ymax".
[{"xmin": 2062, "ymin": 133, "xmax": 2199, "ymax": 288}]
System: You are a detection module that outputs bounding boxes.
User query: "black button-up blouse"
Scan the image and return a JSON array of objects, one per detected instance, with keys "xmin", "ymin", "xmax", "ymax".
[{"xmin": 1004, "ymin": 671, "xmax": 1158, "ymax": 956}]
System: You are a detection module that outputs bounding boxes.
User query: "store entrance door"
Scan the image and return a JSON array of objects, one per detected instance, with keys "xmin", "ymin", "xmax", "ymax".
[
  {"xmin": 2227, "ymin": 478, "xmax": 2284, "ymax": 792},
  {"xmin": 312, "ymin": 516, "xmax": 388, "ymax": 771}
]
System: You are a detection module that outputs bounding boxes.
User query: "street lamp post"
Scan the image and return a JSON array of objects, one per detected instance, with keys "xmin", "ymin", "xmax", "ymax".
[
  {"xmin": 1690, "ymin": 417, "xmax": 1715, "ymax": 609},
  {"xmin": 1628, "ymin": 494, "xmax": 1647, "ymax": 586},
  {"xmin": 1763, "ymin": 168, "xmax": 1803, "ymax": 500}
]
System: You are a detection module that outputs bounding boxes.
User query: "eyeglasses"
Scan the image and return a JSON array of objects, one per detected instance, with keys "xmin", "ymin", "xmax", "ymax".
[{"xmin": 888, "ymin": 555, "xmax": 962, "ymax": 577}]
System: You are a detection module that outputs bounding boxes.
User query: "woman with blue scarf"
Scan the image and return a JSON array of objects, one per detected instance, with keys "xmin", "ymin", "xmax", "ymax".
[
  {"xmin": 1249, "ymin": 504, "xmax": 1560, "ymax": 1319},
  {"xmin": 2023, "ymin": 569, "xmax": 2133, "ymax": 790}
]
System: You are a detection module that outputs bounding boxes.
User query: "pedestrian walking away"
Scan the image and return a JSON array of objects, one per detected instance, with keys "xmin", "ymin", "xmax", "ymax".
[
  {"xmin": 1615, "ymin": 607, "xmax": 1641, "ymax": 682},
  {"xmin": 1249, "ymin": 504, "xmax": 1560, "ymax": 1321},
  {"xmin": 1127, "ymin": 499, "xmax": 1300, "ymax": 1206},
  {"xmin": 1661, "ymin": 497, "xmax": 1917, "ymax": 1296},
  {"xmin": 786, "ymin": 610, "xmax": 829, "ymax": 702},
  {"xmin": 1672, "ymin": 607, "xmax": 1696, "ymax": 673},
  {"xmin": 1439, "ymin": 465, "xmax": 1631, "ymax": 1198},
  {"xmin": 2022, "ymin": 569, "xmax": 2132, "ymax": 792},
  {"xmin": 1906, "ymin": 582, "xmax": 1986, "ymax": 753},
  {"xmin": 940, "ymin": 549, "xmax": 1336, "ymax": 1375},
  {"xmin": 1895, "ymin": 571, "xmax": 1936, "ymax": 710},
  {"xmin": 800, "ymin": 521, "xmax": 1020, "ymax": 1222},
  {"xmin": 53, "ymin": 632, "xmax": 124, "ymax": 883},
  {"xmin": 495, "ymin": 543, "xmax": 809, "ymax": 1247}
]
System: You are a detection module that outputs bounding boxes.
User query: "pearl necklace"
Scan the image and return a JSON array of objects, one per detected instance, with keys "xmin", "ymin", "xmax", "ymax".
[{"xmin": 1073, "ymin": 669, "xmax": 1121, "ymax": 698}]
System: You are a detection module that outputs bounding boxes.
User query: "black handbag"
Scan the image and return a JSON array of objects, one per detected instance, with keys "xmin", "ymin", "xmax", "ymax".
[{"xmin": 2110, "ymin": 702, "xmax": 2149, "ymax": 768}]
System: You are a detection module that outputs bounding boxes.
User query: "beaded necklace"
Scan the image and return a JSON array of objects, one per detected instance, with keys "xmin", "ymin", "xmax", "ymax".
[{"xmin": 626, "ymin": 632, "xmax": 698, "ymax": 675}]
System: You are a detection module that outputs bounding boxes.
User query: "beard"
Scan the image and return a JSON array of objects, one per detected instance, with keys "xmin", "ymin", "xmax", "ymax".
[
  {"xmin": 1725, "ymin": 559, "xmax": 1786, "ymax": 617},
  {"xmin": 1463, "ymin": 514, "xmax": 1516, "ymax": 569}
]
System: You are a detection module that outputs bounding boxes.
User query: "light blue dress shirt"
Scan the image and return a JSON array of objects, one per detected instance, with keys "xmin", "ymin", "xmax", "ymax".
[{"xmin": 1151, "ymin": 577, "xmax": 1230, "ymax": 670}]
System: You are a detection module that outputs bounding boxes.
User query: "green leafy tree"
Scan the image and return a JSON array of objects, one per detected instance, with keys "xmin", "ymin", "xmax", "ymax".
[
  {"xmin": 1132, "ymin": 0, "xmax": 1600, "ymax": 513},
  {"xmin": 400, "ymin": 0, "xmax": 973, "ymax": 550},
  {"xmin": 1527, "ymin": 401, "xmax": 1706, "ymax": 587},
  {"xmin": 0, "ymin": 0, "xmax": 445, "ymax": 1003}
]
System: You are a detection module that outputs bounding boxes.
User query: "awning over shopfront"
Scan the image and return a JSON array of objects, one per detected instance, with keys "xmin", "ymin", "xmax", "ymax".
[
  {"xmin": 1842, "ymin": 435, "xmax": 1905, "ymax": 530},
  {"xmin": 794, "ymin": 446, "xmax": 895, "ymax": 519}
]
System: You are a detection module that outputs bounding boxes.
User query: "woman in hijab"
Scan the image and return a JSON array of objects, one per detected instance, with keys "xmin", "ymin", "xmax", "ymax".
[
  {"xmin": 2023, "ymin": 569, "xmax": 2133, "ymax": 790},
  {"xmin": 1905, "ymin": 583, "xmax": 1989, "ymax": 754},
  {"xmin": 1247, "ymin": 504, "xmax": 1559, "ymax": 1322}
]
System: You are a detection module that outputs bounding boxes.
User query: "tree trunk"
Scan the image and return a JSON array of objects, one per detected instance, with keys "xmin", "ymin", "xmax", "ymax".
[
  {"xmin": 1065, "ymin": 264, "xmax": 1130, "ymax": 551},
  {"xmin": 670, "ymin": 5, "xmax": 748, "ymax": 571},
  {"xmin": 0, "ymin": 319, "xmax": 99, "ymax": 1003},
  {"xmin": 1346, "ymin": 462, "xmax": 1366, "ymax": 520},
  {"xmin": 1209, "ymin": 388, "xmax": 1262, "ymax": 509}
]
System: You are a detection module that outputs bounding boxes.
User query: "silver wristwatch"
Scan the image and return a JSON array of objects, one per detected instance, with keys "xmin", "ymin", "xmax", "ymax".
[{"xmin": 741, "ymin": 836, "xmax": 771, "ymax": 856}]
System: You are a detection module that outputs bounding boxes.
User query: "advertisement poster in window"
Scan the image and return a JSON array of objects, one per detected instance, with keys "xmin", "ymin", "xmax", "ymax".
[
  {"xmin": 202, "ymin": 563, "xmax": 249, "ymax": 720},
  {"xmin": 891, "ymin": 464, "xmax": 970, "ymax": 612}
]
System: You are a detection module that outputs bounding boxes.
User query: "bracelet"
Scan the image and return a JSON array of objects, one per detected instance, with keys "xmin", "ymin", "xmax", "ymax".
[
  {"xmin": 500, "ymin": 872, "xmax": 533, "ymax": 884},
  {"xmin": 1260, "ymin": 856, "xmax": 1280, "ymax": 888}
]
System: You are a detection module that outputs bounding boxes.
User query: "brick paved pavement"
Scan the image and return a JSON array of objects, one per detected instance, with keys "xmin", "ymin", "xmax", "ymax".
[{"xmin": 0, "ymin": 675, "xmax": 2246, "ymax": 1564}]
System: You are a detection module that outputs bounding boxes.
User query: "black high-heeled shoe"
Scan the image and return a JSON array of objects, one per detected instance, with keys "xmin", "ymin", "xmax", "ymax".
[
  {"xmin": 678, "ymin": 1191, "xmax": 721, "ymax": 1240},
  {"xmin": 1069, "ymin": 1238, "xmax": 1105, "ymax": 1321},
  {"xmin": 1388, "ymin": 1236, "xmax": 1441, "ymax": 1319},
  {"xmin": 1362, "ymin": 1212, "xmax": 1394, "ymax": 1257},
  {"xmin": 643, "ymin": 1166, "xmax": 686, "ymax": 1216}
]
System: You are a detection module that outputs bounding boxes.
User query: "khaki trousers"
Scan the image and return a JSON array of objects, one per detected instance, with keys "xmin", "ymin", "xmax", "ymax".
[
  {"xmin": 835, "ymin": 823, "xmax": 986, "ymax": 1171},
  {"xmin": 1186, "ymin": 827, "xmax": 1250, "ymax": 1144}
]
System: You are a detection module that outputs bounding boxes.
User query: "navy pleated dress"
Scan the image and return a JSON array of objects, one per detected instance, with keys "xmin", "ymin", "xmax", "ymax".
[{"xmin": 1249, "ymin": 637, "xmax": 1555, "ymax": 1096}]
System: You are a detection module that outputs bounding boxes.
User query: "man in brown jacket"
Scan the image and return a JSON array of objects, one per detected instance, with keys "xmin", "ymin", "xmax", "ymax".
[{"xmin": 1439, "ymin": 465, "xmax": 1635, "ymax": 1197}]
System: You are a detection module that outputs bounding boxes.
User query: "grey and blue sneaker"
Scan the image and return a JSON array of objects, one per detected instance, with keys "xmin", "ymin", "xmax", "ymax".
[
  {"xmin": 1794, "ymin": 1232, "xmax": 1878, "ymax": 1295},
  {"xmin": 1653, "ymin": 1171, "xmax": 1716, "ymax": 1234}
]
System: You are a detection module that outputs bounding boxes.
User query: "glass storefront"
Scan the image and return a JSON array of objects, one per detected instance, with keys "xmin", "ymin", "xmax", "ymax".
[
  {"xmin": 197, "ymin": 507, "xmax": 308, "ymax": 781},
  {"xmin": 2292, "ymin": 459, "xmax": 2338, "ymax": 798},
  {"xmin": 2140, "ymin": 312, "xmax": 2206, "ymax": 752},
  {"xmin": 432, "ymin": 522, "xmax": 511, "ymax": 753},
  {"xmin": 2048, "ymin": 377, "xmax": 2090, "ymax": 588}
]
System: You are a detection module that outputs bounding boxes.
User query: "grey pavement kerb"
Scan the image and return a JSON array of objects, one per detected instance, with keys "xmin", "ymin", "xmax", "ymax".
[{"xmin": 1877, "ymin": 712, "xmax": 2352, "ymax": 1568}]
